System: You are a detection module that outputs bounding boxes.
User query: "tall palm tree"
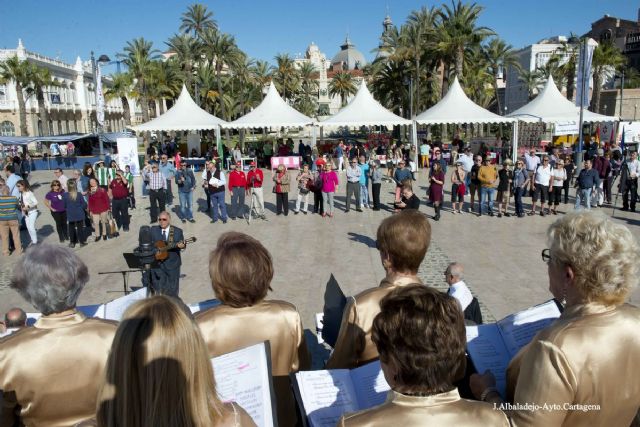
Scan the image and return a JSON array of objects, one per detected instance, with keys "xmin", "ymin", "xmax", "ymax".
[
  {"xmin": 201, "ymin": 28, "xmax": 242, "ymax": 141},
  {"xmin": 590, "ymin": 41, "xmax": 626, "ymax": 113},
  {"xmin": 25, "ymin": 63, "xmax": 55, "ymax": 135},
  {"xmin": 518, "ymin": 69, "xmax": 543, "ymax": 101},
  {"xmin": 436, "ymin": 0, "xmax": 494, "ymax": 80},
  {"xmin": 405, "ymin": 6, "xmax": 438, "ymax": 113},
  {"xmin": 180, "ymin": 3, "xmax": 216, "ymax": 38},
  {"xmin": 117, "ymin": 38, "xmax": 161, "ymax": 123},
  {"xmin": 483, "ymin": 37, "xmax": 520, "ymax": 114},
  {"xmin": 147, "ymin": 61, "xmax": 182, "ymax": 117},
  {"xmin": 0, "ymin": 56, "xmax": 30, "ymax": 135},
  {"xmin": 271, "ymin": 53, "xmax": 299, "ymax": 101},
  {"xmin": 557, "ymin": 36, "xmax": 578, "ymax": 101},
  {"xmin": 536, "ymin": 52, "xmax": 565, "ymax": 89},
  {"xmin": 370, "ymin": 61, "xmax": 408, "ymax": 115},
  {"xmin": 329, "ymin": 72, "xmax": 357, "ymax": 107},
  {"xmin": 294, "ymin": 62, "xmax": 319, "ymax": 117},
  {"xmin": 195, "ymin": 62, "xmax": 219, "ymax": 114},
  {"xmin": 104, "ymin": 72, "xmax": 133, "ymax": 125},
  {"xmin": 166, "ymin": 33, "xmax": 201, "ymax": 92},
  {"xmin": 251, "ymin": 60, "xmax": 271, "ymax": 90},
  {"xmin": 464, "ymin": 47, "xmax": 494, "ymax": 107}
]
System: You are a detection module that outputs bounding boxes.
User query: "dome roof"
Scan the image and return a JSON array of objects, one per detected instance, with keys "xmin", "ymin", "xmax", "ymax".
[{"xmin": 331, "ymin": 36, "xmax": 367, "ymax": 70}]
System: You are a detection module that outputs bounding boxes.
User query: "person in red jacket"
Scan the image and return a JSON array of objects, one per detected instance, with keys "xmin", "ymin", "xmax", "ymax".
[
  {"xmin": 246, "ymin": 161, "xmax": 266, "ymax": 219},
  {"xmin": 108, "ymin": 171, "xmax": 130, "ymax": 233},
  {"xmin": 88, "ymin": 178, "xmax": 111, "ymax": 242},
  {"xmin": 228, "ymin": 161, "xmax": 247, "ymax": 220}
]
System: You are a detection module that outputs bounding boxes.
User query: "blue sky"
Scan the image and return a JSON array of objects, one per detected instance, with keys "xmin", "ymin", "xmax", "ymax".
[{"xmin": 0, "ymin": 0, "xmax": 636, "ymax": 74}]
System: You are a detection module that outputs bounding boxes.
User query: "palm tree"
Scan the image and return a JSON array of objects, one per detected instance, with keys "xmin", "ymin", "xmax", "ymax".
[
  {"xmin": 590, "ymin": 41, "xmax": 626, "ymax": 113},
  {"xmin": 483, "ymin": 37, "xmax": 520, "ymax": 114},
  {"xmin": 271, "ymin": 53, "xmax": 299, "ymax": 101},
  {"xmin": 0, "ymin": 56, "xmax": 30, "ymax": 135},
  {"xmin": 147, "ymin": 61, "xmax": 182, "ymax": 116},
  {"xmin": 294, "ymin": 62, "xmax": 319, "ymax": 117},
  {"xmin": 166, "ymin": 33, "xmax": 201, "ymax": 92},
  {"xmin": 436, "ymin": 0, "xmax": 494, "ymax": 80},
  {"xmin": 370, "ymin": 61, "xmax": 407, "ymax": 115},
  {"xmin": 251, "ymin": 60, "xmax": 271, "ymax": 89},
  {"xmin": 180, "ymin": 3, "xmax": 216, "ymax": 38},
  {"xmin": 557, "ymin": 36, "xmax": 578, "ymax": 100},
  {"xmin": 201, "ymin": 29, "xmax": 243, "ymax": 120},
  {"xmin": 518, "ymin": 69, "xmax": 543, "ymax": 100},
  {"xmin": 536, "ymin": 52, "xmax": 565, "ymax": 89},
  {"xmin": 329, "ymin": 72, "xmax": 357, "ymax": 106},
  {"xmin": 104, "ymin": 72, "xmax": 133, "ymax": 125},
  {"xmin": 195, "ymin": 62, "xmax": 219, "ymax": 114},
  {"xmin": 463, "ymin": 47, "xmax": 494, "ymax": 107},
  {"xmin": 25, "ymin": 63, "xmax": 55, "ymax": 135}
]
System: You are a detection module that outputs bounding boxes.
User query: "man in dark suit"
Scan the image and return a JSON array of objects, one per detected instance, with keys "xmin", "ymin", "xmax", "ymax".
[
  {"xmin": 150, "ymin": 211, "xmax": 185, "ymax": 297},
  {"xmin": 445, "ymin": 262, "xmax": 483, "ymax": 325}
]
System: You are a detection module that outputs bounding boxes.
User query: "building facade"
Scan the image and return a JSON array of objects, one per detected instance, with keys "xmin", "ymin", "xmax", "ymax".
[{"xmin": 0, "ymin": 40, "xmax": 135, "ymax": 137}]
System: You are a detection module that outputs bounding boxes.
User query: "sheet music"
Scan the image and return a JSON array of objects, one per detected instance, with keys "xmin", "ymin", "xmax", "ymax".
[
  {"xmin": 466, "ymin": 324, "xmax": 510, "ymax": 398},
  {"xmin": 212, "ymin": 342, "xmax": 274, "ymax": 427},
  {"xmin": 209, "ymin": 177, "xmax": 222, "ymax": 187},
  {"xmin": 187, "ymin": 299, "xmax": 221, "ymax": 314},
  {"xmin": 295, "ymin": 369, "xmax": 360, "ymax": 427},
  {"xmin": 497, "ymin": 300, "xmax": 561, "ymax": 357},
  {"xmin": 315, "ymin": 313, "xmax": 325, "ymax": 344},
  {"xmin": 103, "ymin": 287, "xmax": 148, "ymax": 321},
  {"xmin": 349, "ymin": 360, "xmax": 390, "ymax": 409},
  {"xmin": 77, "ymin": 303, "xmax": 106, "ymax": 318},
  {"xmin": 26, "ymin": 312, "xmax": 42, "ymax": 326}
]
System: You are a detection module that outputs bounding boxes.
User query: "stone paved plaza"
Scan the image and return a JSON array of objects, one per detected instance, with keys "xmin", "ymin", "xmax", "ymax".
[{"xmin": 2, "ymin": 168, "xmax": 639, "ymax": 331}]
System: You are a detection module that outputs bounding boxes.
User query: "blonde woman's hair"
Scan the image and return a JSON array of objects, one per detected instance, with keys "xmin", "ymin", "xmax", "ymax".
[
  {"xmin": 548, "ymin": 210, "xmax": 640, "ymax": 305},
  {"xmin": 97, "ymin": 296, "xmax": 225, "ymax": 427},
  {"xmin": 67, "ymin": 178, "xmax": 78, "ymax": 201}
]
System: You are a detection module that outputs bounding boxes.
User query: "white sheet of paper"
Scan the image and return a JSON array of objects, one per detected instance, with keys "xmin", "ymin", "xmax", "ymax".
[
  {"xmin": 103, "ymin": 287, "xmax": 148, "ymax": 321},
  {"xmin": 77, "ymin": 303, "xmax": 106, "ymax": 318},
  {"xmin": 315, "ymin": 313, "xmax": 325, "ymax": 344},
  {"xmin": 349, "ymin": 360, "xmax": 390, "ymax": 409},
  {"xmin": 212, "ymin": 342, "xmax": 274, "ymax": 427},
  {"xmin": 295, "ymin": 369, "xmax": 360, "ymax": 427},
  {"xmin": 497, "ymin": 300, "xmax": 561, "ymax": 357},
  {"xmin": 466, "ymin": 324, "xmax": 511, "ymax": 398},
  {"xmin": 26, "ymin": 312, "xmax": 42, "ymax": 326},
  {"xmin": 187, "ymin": 299, "xmax": 220, "ymax": 314},
  {"xmin": 209, "ymin": 177, "xmax": 222, "ymax": 187}
]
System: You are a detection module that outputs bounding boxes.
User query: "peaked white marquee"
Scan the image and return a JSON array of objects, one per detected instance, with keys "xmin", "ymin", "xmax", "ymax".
[
  {"xmin": 223, "ymin": 82, "xmax": 314, "ymax": 129},
  {"xmin": 415, "ymin": 77, "xmax": 514, "ymax": 125},
  {"xmin": 320, "ymin": 82, "xmax": 411, "ymax": 127},
  {"xmin": 133, "ymin": 85, "xmax": 227, "ymax": 132}
]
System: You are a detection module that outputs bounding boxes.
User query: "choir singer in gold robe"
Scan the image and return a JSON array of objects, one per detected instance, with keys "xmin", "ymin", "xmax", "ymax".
[
  {"xmin": 196, "ymin": 232, "xmax": 310, "ymax": 427},
  {"xmin": 327, "ymin": 210, "xmax": 431, "ymax": 369},
  {"xmin": 339, "ymin": 285, "xmax": 509, "ymax": 426},
  {"xmin": 0, "ymin": 244, "xmax": 117, "ymax": 427},
  {"xmin": 471, "ymin": 210, "xmax": 640, "ymax": 426}
]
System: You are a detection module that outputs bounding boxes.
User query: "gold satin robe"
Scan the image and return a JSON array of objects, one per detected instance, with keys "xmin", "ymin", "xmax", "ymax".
[
  {"xmin": 326, "ymin": 276, "xmax": 423, "ymax": 369},
  {"xmin": 0, "ymin": 311, "xmax": 117, "ymax": 427},
  {"xmin": 196, "ymin": 300, "xmax": 310, "ymax": 427},
  {"xmin": 506, "ymin": 302, "xmax": 640, "ymax": 427},
  {"xmin": 339, "ymin": 389, "xmax": 510, "ymax": 426}
]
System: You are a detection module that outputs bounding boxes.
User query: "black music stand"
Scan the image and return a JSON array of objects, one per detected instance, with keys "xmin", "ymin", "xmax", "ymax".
[{"xmin": 98, "ymin": 253, "xmax": 147, "ymax": 295}]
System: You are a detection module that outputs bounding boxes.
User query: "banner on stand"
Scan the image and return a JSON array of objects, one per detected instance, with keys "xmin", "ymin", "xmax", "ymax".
[{"xmin": 116, "ymin": 137, "xmax": 141, "ymax": 176}]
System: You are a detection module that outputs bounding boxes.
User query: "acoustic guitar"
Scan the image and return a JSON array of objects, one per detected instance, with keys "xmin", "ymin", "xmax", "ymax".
[{"xmin": 155, "ymin": 237, "xmax": 197, "ymax": 261}]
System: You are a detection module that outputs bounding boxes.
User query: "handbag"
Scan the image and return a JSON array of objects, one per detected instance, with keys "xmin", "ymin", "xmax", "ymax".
[
  {"xmin": 455, "ymin": 171, "xmax": 465, "ymax": 196},
  {"xmin": 107, "ymin": 211, "xmax": 118, "ymax": 236}
]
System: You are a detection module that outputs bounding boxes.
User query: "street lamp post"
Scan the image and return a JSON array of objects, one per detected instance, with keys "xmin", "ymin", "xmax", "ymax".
[
  {"xmin": 91, "ymin": 51, "xmax": 110, "ymax": 159},
  {"xmin": 618, "ymin": 70, "xmax": 625, "ymax": 118}
]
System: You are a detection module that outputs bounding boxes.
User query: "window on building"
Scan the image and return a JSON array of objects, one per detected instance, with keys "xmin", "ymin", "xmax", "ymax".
[
  {"xmin": 57, "ymin": 121, "xmax": 62, "ymax": 135},
  {"xmin": 0, "ymin": 121, "xmax": 15, "ymax": 136},
  {"xmin": 0, "ymin": 84, "xmax": 7, "ymax": 102},
  {"xmin": 49, "ymin": 120, "xmax": 54, "ymax": 135}
]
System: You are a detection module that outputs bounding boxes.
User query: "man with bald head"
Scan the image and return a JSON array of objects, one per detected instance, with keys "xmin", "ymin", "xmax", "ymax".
[
  {"xmin": 5, "ymin": 308, "xmax": 26, "ymax": 328},
  {"xmin": 445, "ymin": 262, "xmax": 483, "ymax": 325}
]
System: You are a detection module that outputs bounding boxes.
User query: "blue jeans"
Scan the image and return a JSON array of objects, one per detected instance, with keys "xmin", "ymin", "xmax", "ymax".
[
  {"xmin": 464, "ymin": 174, "xmax": 471, "ymax": 196},
  {"xmin": 210, "ymin": 191, "xmax": 228, "ymax": 222},
  {"xmin": 178, "ymin": 191, "xmax": 193, "ymax": 220},
  {"xmin": 575, "ymin": 188, "xmax": 592, "ymax": 210},
  {"xmin": 360, "ymin": 184, "xmax": 369, "ymax": 207},
  {"xmin": 480, "ymin": 187, "xmax": 495, "ymax": 214},
  {"xmin": 142, "ymin": 180, "xmax": 149, "ymax": 196},
  {"xmin": 514, "ymin": 187, "xmax": 525, "ymax": 216}
]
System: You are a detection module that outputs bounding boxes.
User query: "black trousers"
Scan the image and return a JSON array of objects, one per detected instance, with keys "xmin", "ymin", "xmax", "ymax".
[
  {"xmin": 313, "ymin": 190, "xmax": 324, "ymax": 214},
  {"xmin": 149, "ymin": 189, "xmax": 166, "ymax": 222},
  {"xmin": 68, "ymin": 220, "xmax": 86, "ymax": 244},
  {"xmin": 51, "ymin": 211, "xmax": 68, "ymax": 241},
  {"xmin": 551, "ymin": 186, "xmax": 562, "ymax": 206},
  {"xmin": 346, "ymin": 182, "xmax": 361, "ymax": 211},
  {"xmin": 112, "ymin": 198, "xmax": 130, "ymax": 229},
  {"xmin": 276, "ymin": 192, "xmax": 289, "ymax": 215},
  {"xmin": 623, "ymin": 178, "xmax": 638, "ymax": 210},
  {"xmin": 165, "ymin": 179, "xmax": 173, "ymax": 205},
  {"xmin": 151, "ymin": 264, "xmax": 180, "ymax": 297},
  {"xmin": 372, "ymin": 183, "xmax": 381, "ymax": 209},
  {"xmin": 563, "ymin": 178, "xmax": 571, "ymax": 204}
]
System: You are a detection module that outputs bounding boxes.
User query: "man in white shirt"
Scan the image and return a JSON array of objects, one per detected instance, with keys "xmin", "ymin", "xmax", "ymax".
[
  {"xmin": 524, "ymin": 149, "xmax": 540, "ymax": 193},
  {"xmin": 530, "ymin": 155, "xmax": 552, "ymax": 216},
  {"xmin": 623, "ymin": 151, "xmax": 640, "ymax": 212},
  {"xmin": 54, "ymin": 168, "xmax": 69, "ymax": 191},
  {"xmin": 445, "ymin": 262, "xmax": 482, "ymax": 325}
]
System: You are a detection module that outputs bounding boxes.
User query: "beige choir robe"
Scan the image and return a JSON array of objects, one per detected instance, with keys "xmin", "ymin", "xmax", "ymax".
[
  {"xmin": 196, "ymin": 300, "xmax": 310, "ymax": 427},
  {"xmin": 0, "ymin": 311, "xmax": 117, "ymax": 427},
  {"xmin": 326, "ymin": 276, "xmax": 423, "ymax": 369},
  {"xmin": 507, "ymin": 302, "xmax": 640, "ymax": 427},
  {"xmin": 339, "ymin": 389, "xmax": 510, "ymax": 426}
]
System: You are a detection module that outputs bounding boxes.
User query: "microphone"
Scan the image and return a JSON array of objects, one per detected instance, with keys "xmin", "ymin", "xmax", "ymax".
[{"xmin": 134, "ymin": 225, "xmax": 157, "ymax": 266}]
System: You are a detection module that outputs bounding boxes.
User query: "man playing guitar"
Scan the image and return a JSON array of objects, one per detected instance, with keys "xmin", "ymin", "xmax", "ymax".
[{"xmin": 150, "ymin": 211, "xmax": 186, "ymax": 297}]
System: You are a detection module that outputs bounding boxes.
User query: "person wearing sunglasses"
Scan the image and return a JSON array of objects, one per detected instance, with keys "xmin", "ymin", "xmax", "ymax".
[
  {"xmin": 512, "ymin": 160, "xmax": 530, "ymax": 217},
  {"xmin": 529, "ymin": 155, "xmax": 552, "ymax": 216},
  {"xmin": 150, "ymin": 211, "xmax": 185, "ymax": 297},
  {"xmin": 44, "ymin": 180, "xmax": 68, "ymax": 243}
]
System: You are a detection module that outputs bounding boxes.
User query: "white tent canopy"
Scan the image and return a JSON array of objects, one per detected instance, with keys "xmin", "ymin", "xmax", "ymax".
[
  {"xmin": 222, "ymin": 82, "xmax": 314, "ymax": 129},
  {"xmin": 320, "ymin": 81, "xmax": 411, "ymax": 127},
  {"xmin": 132, "ymin": 85, "xmax": 228, "ymax": 131},
  {"xmin": 415, "ymin": 77, "xmax": 514, "ymax": 124},
  {"xmin": 507, "ymin": 76, "xmax": 618, "ymax": 123}
]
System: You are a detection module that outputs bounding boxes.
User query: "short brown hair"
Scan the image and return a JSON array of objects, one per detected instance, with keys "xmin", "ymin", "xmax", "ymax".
[
  {"xmin": 208, "ymin": 232, "xmax": 273, "ymax": 307},
  {"xmin": 376, "ymin": 210, "xmax": 430, "ymax": 273},
  {"xmin": 372, "ymin": 285, "xmax": 466, "ymax": 393},
  {"xmin": 401, "ymin": 179, "xmax": 412, "ymax": 192}
]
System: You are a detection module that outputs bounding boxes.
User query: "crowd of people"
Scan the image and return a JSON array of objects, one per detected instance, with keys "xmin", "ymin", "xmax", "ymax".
[{"xmin": 1, "ymin": 209, "xmax": 639, "ymax": 426}]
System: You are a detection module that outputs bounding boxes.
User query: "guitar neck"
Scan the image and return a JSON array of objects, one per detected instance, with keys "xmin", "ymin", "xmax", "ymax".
[{"xmin": 160, "ymin": 237, "xmax": 196, "ymax": 252}]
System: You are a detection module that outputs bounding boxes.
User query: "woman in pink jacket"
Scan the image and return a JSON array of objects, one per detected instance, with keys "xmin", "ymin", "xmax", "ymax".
[{"xmin": 320, "ymin": 163, "xmax": 339, "ymax": 218}]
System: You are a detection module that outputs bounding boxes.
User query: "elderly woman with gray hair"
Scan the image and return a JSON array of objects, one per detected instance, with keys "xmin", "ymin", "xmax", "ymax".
[
  {"xmin": 471, "ymin": 211, "xmax": 640, "ymax": 426},
  {"xmin": 0, "ymin": 244, "xmax": 117, "ymax": 427}
]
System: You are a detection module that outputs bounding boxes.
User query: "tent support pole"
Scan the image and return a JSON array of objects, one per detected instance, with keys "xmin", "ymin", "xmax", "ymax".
[
  {"xmin": 216, "ymin": 126, "xmax": 222, "ymax": 161},
  {"xmin": 512, "ymin": 121, "xmax": 519, "ymax": 163}
]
